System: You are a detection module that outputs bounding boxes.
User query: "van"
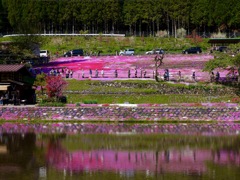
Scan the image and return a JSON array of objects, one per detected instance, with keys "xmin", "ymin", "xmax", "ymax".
[{"xmin": 40, "ymin": 50, "xmax": 50, "ymax": 57}]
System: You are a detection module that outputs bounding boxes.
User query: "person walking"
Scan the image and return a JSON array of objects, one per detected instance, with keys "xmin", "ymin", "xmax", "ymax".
[
  {"xmin": 128, "ymin": 69, "xmax": 131, "ymax": 78},
  {"xmin": 135, "ymin": 68, "xmax": 137, "ymax": 78},
  {"xmin": 95, "ymin": 69, "xmax": 98, "ymax": 78},
  {"xmin": 210, "ymin": 71, "xmax": 215, "ymax": 82},
  {"xmin": 115, "ymin": 69, "xmax": 118, "ymax": 78},
  {"xmin": 101, "ymin": 70, "xmax": 104, "ymax": 78},
  {"xmin": 144, "ymin": 70, "xmax": 147, "ymax": 78},
  {"xmin": 82, "ymin": 69, "xmax": 85, "ymax": 78},
  {"xmin": 216, "ymin": 71, "xmax": 220, "ymax": 82},
  {"xmin": 89, "ymin": 69, "xmax": 92, "ymax": 78},
  {"xmin": 192, "ymin": 71, "xmax": 196, "ymax": 82},
  {"xmin": 178, "ymin": 71, "xmax": 181, "ymax": 81}
]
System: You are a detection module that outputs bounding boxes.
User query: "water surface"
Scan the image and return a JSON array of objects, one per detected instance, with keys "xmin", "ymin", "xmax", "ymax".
[{"xmin": 0, "ymin": 123, "xmax": 239, "ymax": 179}]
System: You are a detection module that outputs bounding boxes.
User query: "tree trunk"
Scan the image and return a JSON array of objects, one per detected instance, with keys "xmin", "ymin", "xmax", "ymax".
[
  {"xmin": 157, "ymin": 19, "xmax": 159, "ymax": 34},
  {"xmin": 72, "ymin": 18, "xmax": 75, "ymax": 34},
  {"xmin": 152, "ymin": 20, "xmax": 155, "ymax": 36},
  {"xmin": 112, "ymin": 21, "xmax": 115, "ymax": 33}
]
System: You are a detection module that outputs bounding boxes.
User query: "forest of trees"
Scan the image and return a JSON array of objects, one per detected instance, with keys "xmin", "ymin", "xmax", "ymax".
[{"xmin": 1, "ymin": 0, "xmax": 240, "ymax": 37}]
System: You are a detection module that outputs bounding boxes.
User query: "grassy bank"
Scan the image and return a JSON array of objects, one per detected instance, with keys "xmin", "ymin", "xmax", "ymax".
[
  {"xmin": 61, "ymin": 79, "xmax": 237, "ymax": 104},
  {"xmin": 0, "ymin": 36, "xmax": 210, "ymax": 56}
]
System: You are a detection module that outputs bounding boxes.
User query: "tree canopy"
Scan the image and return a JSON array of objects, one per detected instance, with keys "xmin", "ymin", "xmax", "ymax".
[{"xmin": 1, "ymin": 0, "xmax": 240, "ymax": 36}]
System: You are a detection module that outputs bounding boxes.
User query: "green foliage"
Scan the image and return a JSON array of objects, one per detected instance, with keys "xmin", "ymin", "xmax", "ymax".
[
  {"xmin": 83, "ymin": 100, "xmax": 98, "ymax": 104},
  {"xmin": 34, "ymin": 72, "xmax": 46, "ymax": 95},
  {"xmin": 38, "ymin": 101, "xmax": 65, "ymax": 107},
  {"xmin": 2, "ymin": 0, "xmax": 240, "ymax": 38},
  {"xmin": 64, "ymin": 79, "xmax": 235, "ymax": 104}
]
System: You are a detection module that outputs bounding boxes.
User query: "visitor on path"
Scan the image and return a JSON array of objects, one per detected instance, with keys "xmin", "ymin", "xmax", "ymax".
[
  {"xmin": 101, "ymin": 70, "xmax": 104, "ymax": 78},
  {"xmin": 65, "ymin": 69, "xmax": 69, "ymax": 78},
  {"xmin": 140, "ymin": 68, "xmax": 143, "ymax": 78},
  {"xmin": 115, "ymin": 69, "xmax": 118, "ymax": 78},
  {"xmin": 95, "ymin": 69, "xmax": 98, "ymax": 78},
  {"xmin": 128, "ymin": 69, "xmax": 131, "ymax": 78},
  {"xmin": 144, "ymin": 70, "xmax": 147, "ymax": 78},
  {"xmin": 135, "ymin": 68, "xmax": 137, "ymax": 78},
  {"xmin": 216, "ymin": 71, "xmax": 220, "ymax": 82},
  {"xmin": 210, "ymin": 72, "xmax": 215, "ymax": 82},
  {"xmin": 70, "ymin": 69, "xmax": 73, "ymax": 78},
  {"xmin": 178, "ymin": 71, "xmax": 181, "ymax": 81},
  {"xmin": 164, "ymin": 71, "xmax": 167, "ymax": 81},
  {"xmin": 89, "ymin": 69, "xmax": 92, "ymax": 78},
  {"xmin": 166, "ymin": 69, "xmax": 169, "ymax": 81},
  {"xmin": 0, "ymin": 95, "xmax": 3, "ymax": 105},
  {"xmin": 82, "ymin": 69, "xmax": 85, "ymax": 78},
  {"xmin": 192, "ymin": 71, "xmax": 196, "ymax": 82}
]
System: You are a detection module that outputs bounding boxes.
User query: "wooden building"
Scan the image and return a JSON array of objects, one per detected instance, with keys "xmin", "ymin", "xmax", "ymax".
[{"xmin": 0, "ymin": 64, "xmax": 36, "ymax": 105}]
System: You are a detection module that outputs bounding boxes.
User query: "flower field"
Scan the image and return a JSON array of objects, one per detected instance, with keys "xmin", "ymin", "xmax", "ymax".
[{"xmin": 36, "ymin": 54, "xmax": 223, "ymax": 82}]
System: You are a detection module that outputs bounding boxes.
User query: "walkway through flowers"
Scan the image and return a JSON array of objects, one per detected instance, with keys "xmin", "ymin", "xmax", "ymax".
[{"xmin": 35, "ymin": 54, "xmax": 226, "ymax": 82}]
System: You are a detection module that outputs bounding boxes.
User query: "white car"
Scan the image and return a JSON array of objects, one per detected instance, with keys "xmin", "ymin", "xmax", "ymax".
[
  {"xmin": 145, "ymin": 48, "xmax": 164, "ymax": 55},
  {"xmin": 40, "ymin": 50, "xmax": 50, "ymax": 57},
  {"xmin": 119, "ymin": 49, "xmax": 134, "ymax": 56}
]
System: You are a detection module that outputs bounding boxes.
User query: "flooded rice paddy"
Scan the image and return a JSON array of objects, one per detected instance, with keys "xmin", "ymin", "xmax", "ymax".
[{"xmin": 0, "ymin": 122, "xmax": 240, "ymax": 179}]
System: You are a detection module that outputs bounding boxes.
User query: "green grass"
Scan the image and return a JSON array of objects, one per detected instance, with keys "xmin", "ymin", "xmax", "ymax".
[
  {"xmin": 66, "ymin": 93, "xmax": 232, "ymax": 104},
  {"xmin": 0, "ymin": 36, "xmax": 211, "ymax": 56},
  {"xmin": 63, "ymin": 79, "xmax": 236, "ymax": 104}
]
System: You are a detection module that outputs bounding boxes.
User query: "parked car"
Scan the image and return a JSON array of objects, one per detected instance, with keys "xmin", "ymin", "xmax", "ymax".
[
  {"xmin": 40, "ymin": 50, "xmax": 50, "ymax": 57},
  {"xmin": 72, "ymin": 49, "xmax": 84, "ymax": 56},
  {"xmin": 146, "ymin": 48, "xmax": 164, "ymax": 55},
  {"xmin": 217, "ymin": 46, "xmax": 228, "ymax": 52},
  {"xmin": 182, "ymin": 47, "xmax": 202, "ymax": 54},
  {"xmin": 119, "ymin": 49, "xmax": 134, "ymax": 56},
  {"xmin": 64, "ymin": 49, "xmax": 84, "ymax": 57},
  {"xmin": 64, "ymin": 51, "xmax": 72, "ymax": 57}
]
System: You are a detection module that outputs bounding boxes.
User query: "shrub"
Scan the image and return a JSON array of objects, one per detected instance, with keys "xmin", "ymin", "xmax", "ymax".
[
  {"xmin": 83, "ymin": 100, "xmax": 98, "ymax": 104},
  {"xmin": 211, "ymin": 32, "xmax": 226, "ymax": 38},
  {"xmin": 38, "ymin": 101, "xmax": 65, "ymax": 107},
  {"xmin": 177, "ymin": 28, "xmax": 186, "ymax": 38},
  {"xmin": 156, "ymin": 30, "xmax": 168, "ymax": 37}
]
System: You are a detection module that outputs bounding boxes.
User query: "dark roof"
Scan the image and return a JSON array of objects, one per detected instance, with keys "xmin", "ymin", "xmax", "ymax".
[
  {"xmin": 208, "ymin": 38, "xmax": 240, "ymax": 44},
  {"xmin": 0, "ymin": 64, "xmax": 25, "ymax": 72}
]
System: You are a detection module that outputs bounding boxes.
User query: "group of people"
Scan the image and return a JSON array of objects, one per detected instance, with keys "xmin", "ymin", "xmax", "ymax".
[
  {"xmin": 210, "ymin": 71, "xmax": 220, "ymax": 82},
  {"xmin": 0, "ymin": 91, "xmax": 19, "ymax": 105},
  {"xmin": 157, "ymin": 69, "xmax": 197, "ymax": 82},
  {"xmin": 79, "ymin": 68, "xmax": 148, "ymax": 79},
  {"xmin": 49, "ymin": 68, "xmax": 73, "ymax": 78}
]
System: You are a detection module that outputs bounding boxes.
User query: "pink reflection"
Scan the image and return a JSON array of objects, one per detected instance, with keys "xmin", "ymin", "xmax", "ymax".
[{"xmin": 47, "ymin": 141, "xmax": 240, "ymax": 174}]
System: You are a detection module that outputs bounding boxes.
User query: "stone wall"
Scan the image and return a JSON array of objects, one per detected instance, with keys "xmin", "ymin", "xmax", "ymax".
[{"xmin": 0, "ymin": 105, "xmax": 239, "ymax": 121}]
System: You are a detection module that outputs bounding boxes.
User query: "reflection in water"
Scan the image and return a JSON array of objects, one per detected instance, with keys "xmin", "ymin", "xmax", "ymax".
[
  {"xmin": 0, "ymin": 133, "xmax": 38, "ymax": 179},
  {"xmin": 0, "ymin": 123, "xmax": 240, "ymax": 179},
  {"xmin": 46, "ymin": 139, "xmax": 240, "ymax": 176}
]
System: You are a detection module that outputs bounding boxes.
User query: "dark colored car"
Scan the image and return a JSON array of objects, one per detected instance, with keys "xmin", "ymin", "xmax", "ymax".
[
  {"xmin": 182, "ymin": 47, "xmax": 202, "ymax": 54},
  {"xmin": 64, "ymin": 51, "xmax": 72, "ymax": 57},
  {"xmin": 72, "ymin": 49, "xmax": 84, "ymax": 56},
  {"xmin": 217, "ymin": 46, "xmax": 228, "ymax": 52},
  {"xmin": 64, "ymin": 49, "xmax": 84, "ymax": 57}
]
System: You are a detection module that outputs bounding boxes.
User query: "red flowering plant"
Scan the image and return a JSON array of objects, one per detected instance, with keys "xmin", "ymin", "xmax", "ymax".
[{"xmin": 45, "ymin": 75, "xmax": 68, "ymax": 101}]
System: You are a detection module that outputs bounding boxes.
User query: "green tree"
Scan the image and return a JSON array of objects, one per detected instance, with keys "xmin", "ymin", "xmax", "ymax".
[
  {"xmin": 204, "ymin": 44, "xmax": 240, "ymax": 83},
  {"xmin": 34, "ymin": 72, "xmax": 47, "ymax": 95}
]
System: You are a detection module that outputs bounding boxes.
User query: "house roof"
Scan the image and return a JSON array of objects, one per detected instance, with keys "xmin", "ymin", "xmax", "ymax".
[{"xmin": 0, "ymin": 64, "xmax": 25, "ymax": 72}]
